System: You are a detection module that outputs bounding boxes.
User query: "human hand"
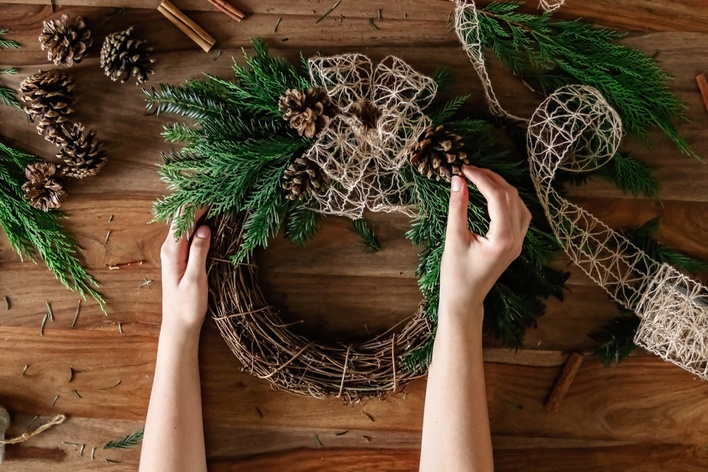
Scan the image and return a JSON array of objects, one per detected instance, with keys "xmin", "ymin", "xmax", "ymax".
[
  {"xmin": 439, "ymin": 166, "xmax": 531, "ymax": 323},
  {"xmin": 160, "ymin": 208, "xmax": 212, "ymax": 336}
]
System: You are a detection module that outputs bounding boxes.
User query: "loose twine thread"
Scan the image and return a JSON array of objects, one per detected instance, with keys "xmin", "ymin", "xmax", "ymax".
[{"xmin": 0, "ymin": 414, "xmax": 66, "ymax": 445}]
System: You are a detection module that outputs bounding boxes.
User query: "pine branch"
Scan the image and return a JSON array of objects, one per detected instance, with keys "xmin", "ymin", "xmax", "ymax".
[
  {"xmin": 103, "ymin": 429, "xmax": 144, "ymax": 450},
  {"xmin": 0, "ymin": 68, "xmax": 17, "ymax": 75},
  {"xmin": 350, "ymin": 217, "xmax": 381, "ymax": 251},
  {"xmin": 285, "ymin": 204, "xmax": 321, "ymax": 246},
  {"xmin": 475, "ymin": 2, "xmax": 696, "ymax": 158},
  {"xmin": 0, "ymin": 28, "xmax": 20, "ymax": 49},
  {"xmin": 589, "ymin": 313, "xmax": 640, "ymax": 366},
  {"xmin": 429, "ymin": 95, "xmax": 469, "ymax": 125},
  {"xmin": 0, "ymin": 85, "xmax": 19, "ymax": 108},
  {"xmin": 0, "ymin": 141, "xmax": 105, "ymax": 311}
]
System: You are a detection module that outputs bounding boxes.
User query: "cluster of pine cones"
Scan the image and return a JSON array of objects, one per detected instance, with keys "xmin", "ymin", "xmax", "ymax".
[{"xmin": 19, "ymin": 15, "xmax": 155, "ymax": 211}]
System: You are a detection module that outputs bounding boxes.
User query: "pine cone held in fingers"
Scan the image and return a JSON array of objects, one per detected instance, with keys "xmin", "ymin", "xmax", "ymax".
[
  {"xmin": 409, "ymin": 125, "xmax": 469, "ymax": 181},
  {"xmin": 278, "ymin": 88, "xmax": 338, "ymax": 138},
  {"xmin": 58, "ymin": 123, "xmax": 108, "ymax": 179},
  {"xmin": 39, "ymin": 14, "xmax": 93, "ymax": 67},
  {"xmin": 22, "ymin": 162, "xmax": 67, "ymax": 211},
  {"xmin": 20, "ymin": 69, "xmax": 76, "ymax": 144},
  {"xmin": 100, "ymin": 27, "xmax": 155, "ymax": 85},
  {"xmin": 282, "ymin": 155, "xmax": 329, "ymax": 200}
]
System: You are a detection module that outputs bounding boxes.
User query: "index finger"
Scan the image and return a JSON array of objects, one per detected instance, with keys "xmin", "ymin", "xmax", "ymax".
[
  {"xmin": 461, "ymin": 166, "xmax": 513, "ymax": 240},
  {"xmin": 162, "ymin": 206, "xmax": 208, "ymax": 272}
]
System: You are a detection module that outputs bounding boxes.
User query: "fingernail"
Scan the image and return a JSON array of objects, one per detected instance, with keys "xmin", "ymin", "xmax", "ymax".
[
  {"xmin": 195, "ymin": 226, "xmax": 210, "ymax": 239},
  {"xmin": 451, "ymin": 176, "xmax": 462, "ymax": 192}
]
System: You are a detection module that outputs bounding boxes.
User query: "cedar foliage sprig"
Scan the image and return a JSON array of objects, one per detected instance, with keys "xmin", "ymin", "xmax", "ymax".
[
  {"xmin": 350, "ymin": 218, "xmax": 381, "ymax": 251},
  {"xmin": 475, "ymin": 2, "xmax": 696, "ymax": 158},
  {"xmin": 103, "ymin": 429, "xmax": 144, "ymax": 450},
  {"xmin": 0, "ymin": 141, "xmax": 104, "ymax": 311},
  {"xmin": 0, "ymin": 28, "xmax": 20, "ymax": 108}
]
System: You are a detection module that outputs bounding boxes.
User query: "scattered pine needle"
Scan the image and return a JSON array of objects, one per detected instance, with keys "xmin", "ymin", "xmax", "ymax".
[
  {"xmin": 214, "ymin": 50, "xmax": 222, "ymax": 61},
  {"xmin": 100, "ymin": 380, "xmax": 121, "ymax": 390},
  {"xmin": 91, "ymin": 447, "xmax": 96, "ymax": 460},
  {"xmin": 335, "ymin": 430, "xmax": 349, "ymax": 436},
  {"xmin": 274, "ymin": 17, "xmax": 282, "ymax": 33},
  {"xmin": 316, "ymin": 0, "xmax": 343, "ymax": 24},
  {"xmin": 368, "ymin": 17, "xmax": 379, "ymax": 30},
  {"xmin": 51, "ymin": 395, "xmax": 59, "ymax": 406},
  {"xmin": 72, "ymin": 389, "xmax": 81, "ymax": 399},
  {"xmin": 377, "ymin": 9, "xmax": 381, "ymax": 20},
  {"xmin": 106, "ymin": 459, "xmax": 121, "ymax": 464},
  {"xmin": 138, "ymin": 279, "xmax": 153, "ymax": 289},
  {"xmin": 362, "ymin": 411, "xmax": 375, "ymax": 422},
  {"xmin": 40, "ymin": 313, "xmax": 48, "ymax": 336},
  {"xmin": 118, "ymin": 322, "xmax": 123, "ymax": 334},
  {"xmin": 21, "ymin": 364, "xmax": 29, "ymax": 376},
  {"xmin": 72, "ymin": 300, "xmax": 81, "ymax": 327},
  {"xmin": 4, "ymin": 295, "xmax": 9, "ymax": 310},
  {"xmin": 362, "ymin": 435, "xmax": 372, "ymax": 442},
  {"xmin": 108, "ymin": 214, "xmax": 114, "ymax": 222},
  {"xmin": 27, "ymin": 416, "xmax": 38, "ymax": 429},
  {"xmin": 80, "ymin": 444, "xmax": 85, "ymax": 456},
  {"xmin": 46, "ymin": 301, "xmax": 54, "ymax": 321},
  {"xmin": 313, "ymin": 433, "xmax": 323, "ymax": 447},
  {"xmin": 105, "ymin": 230, "xmax": 112, "ymax": 245},
  {"xmin": 255, "ymin": 406, "xmax": 263, "ymax": 418}
]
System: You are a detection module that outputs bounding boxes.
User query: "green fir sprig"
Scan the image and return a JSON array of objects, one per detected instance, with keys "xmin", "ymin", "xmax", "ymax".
[
  {"xmin": 350, "ymin": 218, "xmax": 381, "ymax": 251},
  {"xmin": 0, "ymin": 141, "xmax": 104, "ymax": 310},
  {"xmin": 589, "ymin": 312, "xmax": 640, "ymax": 366},
  {"xmin": 0, "ymin": 28, "xmax": 20, "ymax": 49},
  {"xmin": 0, "ymin": 28, "xmax": 20, "ymax": 109},
  {"xmin": 103, "ymin": 429, "xmax": 144, "ymax": 450},
  {"xmin": 475, "ymin": 2, "xmax": 696, "ymax": 158}
]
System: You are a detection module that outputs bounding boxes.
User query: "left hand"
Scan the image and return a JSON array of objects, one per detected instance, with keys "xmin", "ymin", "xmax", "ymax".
[{"xmin": 160, "ymin": 208, "xmax": 212, "ymax": 335}]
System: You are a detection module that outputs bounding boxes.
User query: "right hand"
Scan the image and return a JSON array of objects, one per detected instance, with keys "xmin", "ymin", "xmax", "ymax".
[{"xmin": 439, "ymin": 165, "xmax": 531, "ymax": 321}]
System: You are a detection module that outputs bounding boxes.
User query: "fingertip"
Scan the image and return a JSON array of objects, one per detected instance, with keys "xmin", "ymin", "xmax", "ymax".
[
  {"xmin": 451, "ymin": 175, "xmax": 464, "ymax": 192},
  {"xmin": 195, "ymin": 225, "xmax": 211, "ymax": 239}
]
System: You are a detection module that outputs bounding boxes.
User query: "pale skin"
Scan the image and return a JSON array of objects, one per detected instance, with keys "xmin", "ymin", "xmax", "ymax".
[{"xmin": 139, "ymin": 166, "xmax": 530, "ymax": 472}]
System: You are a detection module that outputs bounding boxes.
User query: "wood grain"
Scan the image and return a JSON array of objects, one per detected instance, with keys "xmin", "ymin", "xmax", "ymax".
[{"xmin": 1, "ymin": 1, "xmax": 708, "ymax": 470}]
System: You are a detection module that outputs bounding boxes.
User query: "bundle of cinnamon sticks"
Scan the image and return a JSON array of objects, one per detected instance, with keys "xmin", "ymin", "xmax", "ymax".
[
  {"xmin": 207, "ymin": 0, "xmax": 246, "ymax": 21},
  {"xmin": 158, "ymin": 0, "xmax": 216, "ymax": 52}
]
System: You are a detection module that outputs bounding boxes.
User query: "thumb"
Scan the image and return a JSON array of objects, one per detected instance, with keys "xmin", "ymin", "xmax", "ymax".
[
  {"xmin": 446, "ymin": 175, "xmax": 470, "ymax": 243},
  {"xmin": 185, "ymin": 225, "xmax": 212, "ymax": 281}
]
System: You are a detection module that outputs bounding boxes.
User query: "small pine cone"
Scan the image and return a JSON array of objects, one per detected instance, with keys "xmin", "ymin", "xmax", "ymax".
[
  {"xmin": 20, "ymin": 69, "xmax": 76, "ymax": 145},
  {"xmin": 22, "ymin": 162, "xmax": 67, "ymax": 211},
  {"xmin": 282, "ymin": 155, "xmax": 329, "ymax": 200},
  {"xmin": 100, "ymin": 27, "xmax": 155, "ymax": 85},
  {"xmin": 409, "ymin": 125, "xmax": 469, "ymax": 181},
  {"xmin": 57, "ymin": 123, "xmax": 108, "ymax": 179},
  {"xmin": 350, "ymin": 98, "xmax": 382, "ymax": 132},
  {"xmin": 278, "ymin": 87, "xmax": 338, "ymax": 139},
  {"xmin": 39, "ymin": 14, "xmax": 93, "ymax": 67}
]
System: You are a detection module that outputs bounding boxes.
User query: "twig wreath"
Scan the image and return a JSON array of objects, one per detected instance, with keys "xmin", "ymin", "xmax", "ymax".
[{"xmin": 147, "ymin": 0, "xmax": 706, "ymax": 397}]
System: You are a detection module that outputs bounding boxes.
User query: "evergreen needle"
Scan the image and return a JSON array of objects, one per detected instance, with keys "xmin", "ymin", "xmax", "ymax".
[
  {"xmin": 316, "ymin": 0, "xmax": 343, "ymax": 24},
  {"xmin": 27, "ymin": 416, "xmax": 38, "ymax": 429},
  {"xmin": 274, "ymin": 17, "xmax": 282, "ymax": 33},
  {"xmin": 40, "ymin": 313, "xmax": 48, "ymax": 336},
  {"xmin": 368, "ymin": 17, "xmax": 379, "ymax": 30},
  {"xmin": 103, "ymin": 429, "xmax": 144, "ymax": 450},
  {"xmin": 72, "ymin": 300, "xmax": 81, "ymax": 327},
  {"xmin": 4, "ymin": 296, "xmax": 9, "ymax": 310}
]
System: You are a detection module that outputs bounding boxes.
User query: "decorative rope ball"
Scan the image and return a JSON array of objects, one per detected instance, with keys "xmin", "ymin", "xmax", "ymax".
[{"xmin": 207, "ymin": 212, "xmax": 432, "ymax": 401}]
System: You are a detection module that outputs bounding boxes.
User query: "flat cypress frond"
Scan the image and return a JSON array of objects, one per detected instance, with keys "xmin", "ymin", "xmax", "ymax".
[
  {"xmin": 0, "ymin": 141, "xmax": 104, "ymax": 311},
  {"xmin": 475, "ymin": 3, "xmax": 696, "ymax": 158}
]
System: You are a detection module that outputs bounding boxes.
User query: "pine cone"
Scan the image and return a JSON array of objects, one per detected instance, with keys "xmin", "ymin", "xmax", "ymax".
[
  {"xmin": 39, "ymin": 14, "xmax": 93, "ymax": 67},
  {"xmin": 350, "ymin": 98, "xmax": 382, "ymax": 132},
  {"xmin": 282, "ymin": 155, "xmax": 329, "ymax": 200},
  {"xmin": 22, "ymin": 162, "xmax": 67, "ymax": 211},
  {"xmin": 409, "ymin": 125, "xmax": 469, "ymax": 181},
  {"xmin": 278, "ymin": 88, "xmax": 338, "ymax": 138},
  {"xmin": 20, "ymin": 69, "xmax": 76, "ymax": 144},
  {"xmin": 100, "ymin": 27, "xmax": 155, "ymax": 85},
  {"xmin": 57, "ymin": 123, "xmax": 108, "ymax": 179}
]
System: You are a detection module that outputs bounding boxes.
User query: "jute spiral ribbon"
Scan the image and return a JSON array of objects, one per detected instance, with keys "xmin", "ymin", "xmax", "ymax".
[
  {"xmin": 305, "ymin": 54, "xmax": 437, "ymax": 219},
  {"xmin": 528, "ymin": 85, "xmax": 708, "ymax": 379}
]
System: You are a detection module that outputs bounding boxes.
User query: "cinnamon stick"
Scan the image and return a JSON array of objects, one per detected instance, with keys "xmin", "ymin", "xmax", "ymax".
[
  {"xmin": 158, "ymin": 0, "xmax": 215, "ymax": 52},
  {"xmin": 207, "ymin": 0, "xmax": 245, "ymax": 21},
  {"xmin": 696, "ymin": 74, "xmax": 708, "ymax": 114},
  {"xmin": 544, "ymin": 352, "xmax": 584, "ymax": 413}
]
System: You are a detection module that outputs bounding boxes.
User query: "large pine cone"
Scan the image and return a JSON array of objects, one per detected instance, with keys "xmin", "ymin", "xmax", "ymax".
[
  {"xmin": 282, "ymin": 155, "xmax": 329, "ymax": 200},
  {"xmin": 57, "ymin": 123, "xmax": 108, "ymax": 179},
  {"xmin": 22, "ymin": 162, "xmax": 67, "ymax": 211},
  {"xmin": 39, "ymin": 14, "xmax": 93, "ymax": 67},
  {"xmin": 100, "ymin": 27, "xmax": 154, "ymax": 85},
  {"xmin": 278, "ymin": 88, "xmax": 338, "ymax": 139},
  {"xmin": 410, "ymin": 125, "xmax": 469, "ymax": 181},
  {"xmin": 20, "ymin": 69, "xmax": 76, "ymax": 144}
]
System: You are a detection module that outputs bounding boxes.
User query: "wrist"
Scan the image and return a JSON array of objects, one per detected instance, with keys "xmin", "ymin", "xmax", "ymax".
[{"xmin": 160, "ymin": 318, "xmax": 203, "ymax": 344}]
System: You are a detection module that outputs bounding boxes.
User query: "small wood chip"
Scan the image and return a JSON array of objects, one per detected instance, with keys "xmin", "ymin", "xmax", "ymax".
[
  {"xmin": 100, "ymin": 380, "xmax": 121, "ymax": 390},
  {"xmin": 51, "ymin": 395, "xmax": 59, "ymax": 406},
  {"xmin": 46, "ymin": 301, "xmax": 54, "ymax": 321},
  {"xmin": 72, "ymin": 300, "xmax": 81, "ymax": 328},
  {"xmin": 105, "ymin": 231, "xmax": 112, "ymax": 245},
  {"xmin": 21, "ymin": 364, "xmax": 29, "ymax": 376},
  {"xmin": 27, "ymin": 416, "xmax": 38, "ymax": 429},
  {"xmin": 40, "ymin": 313, "xmax": 48, "ymax": 336}
]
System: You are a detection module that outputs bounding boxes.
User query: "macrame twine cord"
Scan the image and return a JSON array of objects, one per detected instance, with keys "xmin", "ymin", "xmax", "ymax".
[
  {"xmin": 527, "ymin": 85, "xmax": 708, "ymax": 380},
  {"xmin": 0, "ymin": 414, "xmax": 66, "ymax": 445}
]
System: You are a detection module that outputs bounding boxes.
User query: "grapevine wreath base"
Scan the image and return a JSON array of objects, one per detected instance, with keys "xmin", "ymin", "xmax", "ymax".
[{"xmin": 207, "ymin": 212, "xmax": 431, "ymax": 401}]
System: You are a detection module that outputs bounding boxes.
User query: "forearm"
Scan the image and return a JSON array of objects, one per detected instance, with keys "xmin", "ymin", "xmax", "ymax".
[
  {"xmin": 140, "ymin": 325, "xmax": 207, "ymax": 472},
  {"xmin": 419, "ymin": 305, "xmax": 493, "ymax": 472}
]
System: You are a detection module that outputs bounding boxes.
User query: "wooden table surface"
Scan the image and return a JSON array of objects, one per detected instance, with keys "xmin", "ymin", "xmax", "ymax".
[{"xmin": 1, "ymin": 0, "xmax": 708, "ymax": 470}]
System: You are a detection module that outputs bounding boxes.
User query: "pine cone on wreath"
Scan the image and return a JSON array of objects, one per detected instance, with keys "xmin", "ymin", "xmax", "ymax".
[
  {"xmin": 39, "ymin": 14, "xmax": 93, "ymax": 67},
  {"xmin": 282, "ymin": 155, "xmax": 329, "ymax": 200},
  {"xmin": 278, "ymin": 88, "xmax": 338, "ymax": 139},
  {"xmin": 100, "ymin": 27, "xmax": 155, "ymax": 85},
  {"xmin": 22, "ymin": 162, "xmax": 67, "ymax": 211},
  {"xmin": 20, "ymin": 69, "xmax": 76, "ymax": 145},
  {"xmin": 409, "ymin": 125, "xmax": 469, "ymax": 181},
  {"xmin": 57, "ymin": 123, "xmax": 108, "ymax": 179}
]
